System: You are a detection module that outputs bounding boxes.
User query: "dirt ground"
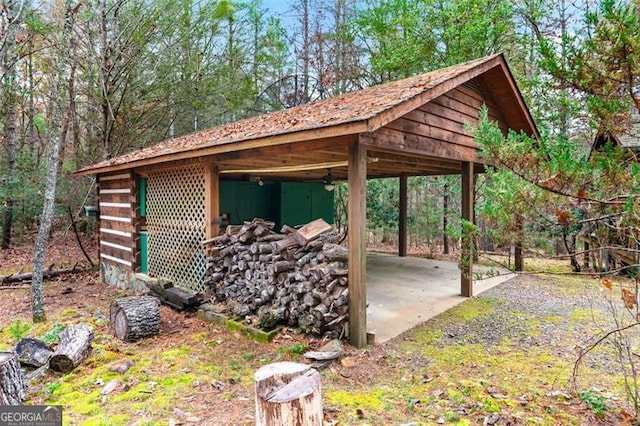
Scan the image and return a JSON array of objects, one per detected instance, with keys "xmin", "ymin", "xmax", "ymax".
[{"xmin": 0, "ymin": 233, "xmax": 637, "ymax": 425}]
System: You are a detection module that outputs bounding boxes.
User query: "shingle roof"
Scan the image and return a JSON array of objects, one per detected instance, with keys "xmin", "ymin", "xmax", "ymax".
[
  {"xmin": 76, "ymin": 54, "xmax": 515, "ymax": 175},
  {"xmin": 619, "ymin": 108, "xmax": 640, "ymax": 149}
]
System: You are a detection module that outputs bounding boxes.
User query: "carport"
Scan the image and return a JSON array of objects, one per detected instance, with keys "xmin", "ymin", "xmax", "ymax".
[
  {"xmin": 367, "ymin": 253, "xmax": 514, "ymax": 343},
  {"xmin": 75, "ymin": 54, "xmax": 537, "ymax": 348}
]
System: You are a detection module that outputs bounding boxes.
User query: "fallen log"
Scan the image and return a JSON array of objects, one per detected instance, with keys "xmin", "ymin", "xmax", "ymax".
[
  {"xmin": 254, "ymin": 362, "xmax": 322, "ymax": 426},
  {"xmin": 49, "ymin": 324, "xmax": 94, "ymax": 374},
  {"xmin": 0, "ymin": 263, "xmax": 89, "ymax": 284},
  {"xmin": 0, "ymin": 352, "xmax": 26, "ymax": 405},
  {"xmin": 16, "ymin": 338, "xmax": 53, "ymax": 368},
  {"xmin": 110, "ymin": 296, "xmax": 161, "ymax": 341}
]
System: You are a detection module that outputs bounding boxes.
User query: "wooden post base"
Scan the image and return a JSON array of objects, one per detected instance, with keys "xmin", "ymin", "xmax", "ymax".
[{"xmin": 254, "ymin": 362, "xmax": 322, "ymax": 426}]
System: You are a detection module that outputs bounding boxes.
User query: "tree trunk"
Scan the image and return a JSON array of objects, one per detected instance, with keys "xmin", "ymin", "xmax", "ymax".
[
  {"xmin": 254, "ymin": 362, "xmax": 322, "ymax": 426},
  {"xmin": 49, "ymin": 324, "xmax": 94, "ymax": 374},
  {"xmin": 31, "ymin": 0, "xmax": 76, "ymax": 323},
  {"xmin": 110, "ymin": 296, "xmax": 160, "ymax": 341},
  {"xmin": 0, "ymin": 352, "xmax": 26, "ymax": 405},
  {"xmin": 1, "ymin": 0, "xmax": 20, "ymax": 250}
]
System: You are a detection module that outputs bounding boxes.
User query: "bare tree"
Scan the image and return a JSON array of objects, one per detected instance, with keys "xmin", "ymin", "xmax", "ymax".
[{"xmin": 31, "ymin": 0, "xmax": 76, "ymax": 322}]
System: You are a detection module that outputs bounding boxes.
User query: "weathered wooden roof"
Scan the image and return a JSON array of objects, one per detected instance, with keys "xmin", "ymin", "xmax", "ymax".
[
  {"xmin": 76, "ymin": 54, "xmax": 536, "ymax": 176},
  {"xmin": 618, "ymin": 108, "xmax": 640, "ymax": 149},
  {"xmin": 592, "ymin": 107, "xmax": 640, "ymax": 153}
]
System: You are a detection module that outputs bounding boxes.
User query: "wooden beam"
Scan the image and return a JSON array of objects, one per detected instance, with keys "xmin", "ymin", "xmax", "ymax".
[
  {"xmin": 76, "ymin": 127, "xmax": 361, "ymax": 176},
  {"xmin": 203, "ymin": 163, "xmax": 220, "ymax": 239},
  {"xmin": 461, "ymin": 161, "xmax": 474, "ymax": 297},
  {"xmin": 399, "ymin": 175, "xmax": 408, "ymax": 257},
  {"xmin": 348, "ymin": 140, "xmax": 367, "ymax": 348}
]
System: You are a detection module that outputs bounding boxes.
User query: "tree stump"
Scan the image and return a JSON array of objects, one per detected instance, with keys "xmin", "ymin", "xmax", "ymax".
[
  {"xmin": 110, "ymin": 296, "xmax": 160, "ymax": 342},
  {"xmin": 0, "ymin": 352, "xmax": 26, "ymax": 405},
  {"xmin": 49, "ymin": 324, "xmax": 94, "ymax": 374},
  {"xmin": 254, "ymin": 362, "xmax": 322, "ymax": 426}
]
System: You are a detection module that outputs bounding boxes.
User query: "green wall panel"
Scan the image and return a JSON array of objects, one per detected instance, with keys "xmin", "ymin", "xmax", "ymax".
[
  {"xmin": 140, "ymin": 231, "xmax": 148, "ymax": 274},
  {"xmin": 279, "ymin": 182, "xmax": 334, "ymax": 228},
  {"xmin": 220, "ymin": 181, "xmax": 278, "ymax": 224},
  {"xmin": 220, "ymin": 181, "xmax": 334, "ymax": 229}
]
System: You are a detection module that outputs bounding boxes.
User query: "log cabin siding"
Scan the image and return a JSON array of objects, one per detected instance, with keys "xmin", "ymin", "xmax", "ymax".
[{"xmin": 97, "ymin": 171, "xmax": 138, "ymax": 271}]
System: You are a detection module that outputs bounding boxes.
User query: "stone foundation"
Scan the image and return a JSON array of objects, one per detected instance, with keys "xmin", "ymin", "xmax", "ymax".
[{"xmin": 100, "ymin": 262, "xmax": 149, "ymax": 293}]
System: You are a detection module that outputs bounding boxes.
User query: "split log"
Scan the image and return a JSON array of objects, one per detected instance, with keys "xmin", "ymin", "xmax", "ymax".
[
  {"xmin": 280, "ymin": 224, "xmax": 297, "ymax": 234},
  {"xmin": 0, "ymin": 352, "xmax": 26, "ymax": 405},
  {"xmin": 271, "ymin": 235, "xmax": 300, "ymax": 253},
  {"xmin": 257, "ymin": 234, "xmax": 287, "ymax": 242},
  {"xmin": 204, "ymin": 217, "xmax": 349, "ymax": 338},
  {"xmin": 254, "ymin": 362, "xmax": 322, "ymax": 426},
  {"xmin": 110, "ymin": 296, "xmax": 160, "ymax": 341},
  {"xmin": 16, "ymin": 338, "xmax": 53, "ymax": 368},
  {"xmin": 49, "ymin": 324, "xmax": 94, "ymax": 374},
  {"xmin": 292, "ymin": 219, "xmax": 332, "ymax": 246},
  {"xmin": 322, "ymin": 243, "xmax": 348, "ymax": 262}
]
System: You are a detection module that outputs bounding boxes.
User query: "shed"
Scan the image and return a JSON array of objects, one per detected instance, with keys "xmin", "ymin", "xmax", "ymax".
[
  {"xmin": 585, "ymin": 107, "xmax": 640, "ymax": 269},
  {"xmin": 75, "ymin": 54, "xmax": 538, "ymax": 347},
  {"xmin": 591, "ymin": 107, "xmax": 640, "ymax": 154}
]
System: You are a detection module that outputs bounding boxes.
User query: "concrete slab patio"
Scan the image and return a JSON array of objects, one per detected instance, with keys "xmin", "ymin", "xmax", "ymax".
[{"xmin": 366, "ymin": 253, "xmax": 514, "ymax": 343}]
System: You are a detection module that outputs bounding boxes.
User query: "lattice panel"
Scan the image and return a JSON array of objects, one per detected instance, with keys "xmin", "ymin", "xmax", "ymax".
[{"xmin": 147, "ymin": 165, "xmax": 206, "ymax": 291}]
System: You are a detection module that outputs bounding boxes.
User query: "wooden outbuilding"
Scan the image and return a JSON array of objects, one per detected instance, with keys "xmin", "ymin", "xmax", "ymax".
[
  {"xmin": 75, "ymin": 54, "xmax": 537, "ymax": 347},
  {"xmin": 591, "ymin": 107, "xmax": 640, "ymax": 155}
]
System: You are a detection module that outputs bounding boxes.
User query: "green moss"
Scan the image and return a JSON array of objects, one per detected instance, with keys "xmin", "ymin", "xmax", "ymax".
[
  {"xmin": 82, "ymin": 414, "xmax": 130, "ymax": 426},
  {"xmin": 160, "ymin": 346, "xmax": 191, "ymax": 361},
  {"xmin": 111, "ymin": 383, "xmax": 155, "ymax": 403},
  {"xmin": 149, "ymin": 395, "xmax": 174, "ymax": 411},
  {"xmin": 226, "ymin": 319, "xmax": 281, "ymax": 342},
  {"xmin": 85, "ymin": 344, "xmax": 120, "ymax": 366},
  {"xmin": 570, "ymin": 307, "xmax": 605, "ymax": 323},
  {"xmin": 189, "ymin": 332, "xmax": 208, "ymax": 341},
  {"xmin": 446, "ymin": 298, "xmax": 497, "ymax": 321},
  {"xmin": 326, "ymin": 388, "xmax": 390, "ymax": 411}
]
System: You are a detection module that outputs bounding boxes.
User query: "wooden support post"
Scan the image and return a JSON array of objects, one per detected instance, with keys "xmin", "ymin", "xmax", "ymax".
[
  {"xmin": 204, "ymin": 163, "xmax": 220, "ymax": 239},
  {"xmin": 348, "ymin": 141, "xmax": 367, "ymax": 348},
  {"xmin": 398, "ymin": 175, "xmax": 408, "ymax": 257},
  {"xmin": 461, "ymin": 162, "xmax": 474, "ymax": 297}
]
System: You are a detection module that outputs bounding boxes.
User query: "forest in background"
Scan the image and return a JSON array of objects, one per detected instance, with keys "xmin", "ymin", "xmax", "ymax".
[{"xmin": 1, "ymin": 0, "xmax": 638, "ymax": 274}]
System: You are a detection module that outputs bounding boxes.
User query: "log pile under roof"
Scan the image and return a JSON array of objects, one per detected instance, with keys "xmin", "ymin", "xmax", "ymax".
[{"xmin": 203, "ymin": 218, "xmax": 349, "ymax": 338}]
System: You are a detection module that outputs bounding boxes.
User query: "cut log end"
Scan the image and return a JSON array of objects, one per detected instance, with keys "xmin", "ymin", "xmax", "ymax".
[
  {"xmin": 110, "ymin": 296, "xmax": 161, "ymax": 342},
  {"xmin": 254, "ymin": 362, "xmax": 322, "ymax": 426}
]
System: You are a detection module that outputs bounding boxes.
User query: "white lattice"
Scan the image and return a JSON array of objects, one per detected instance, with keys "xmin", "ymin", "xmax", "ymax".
[{"xmin": 147, "ymin": 165, "xmax": 206, "ymax": 291}]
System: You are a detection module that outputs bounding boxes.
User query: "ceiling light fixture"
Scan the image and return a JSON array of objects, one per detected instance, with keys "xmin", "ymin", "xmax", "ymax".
[{"xmin": 322, "ymin": 169, "xmax": 335, "ymax": 191}]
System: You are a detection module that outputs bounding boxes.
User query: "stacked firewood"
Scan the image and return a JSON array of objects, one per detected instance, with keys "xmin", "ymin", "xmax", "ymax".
[{"xmin": 202, "ymin": 218, "xmax": 349, "ymax": 338}]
